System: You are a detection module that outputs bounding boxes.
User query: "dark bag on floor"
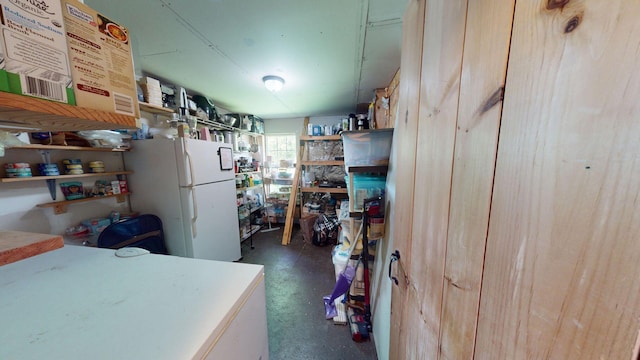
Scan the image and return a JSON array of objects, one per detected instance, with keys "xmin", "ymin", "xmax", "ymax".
[{"xmin": 312, "ymin": 213, "xmax": 339, "ymax": 246}]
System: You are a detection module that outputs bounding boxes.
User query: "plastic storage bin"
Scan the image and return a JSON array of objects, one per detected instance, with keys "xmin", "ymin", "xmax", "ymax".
[
  {"xmin": 346, "ymin": 174, "xmax": 386, "ymax": 211},
  {"xmin": 341, "ymin": 129, "xmax": 394, "ymax": 168}
]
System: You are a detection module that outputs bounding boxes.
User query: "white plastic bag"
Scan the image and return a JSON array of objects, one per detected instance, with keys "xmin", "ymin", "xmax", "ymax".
[{"xmin": 0, "ymin": 131, "xmax": 28, "ymax": 157}]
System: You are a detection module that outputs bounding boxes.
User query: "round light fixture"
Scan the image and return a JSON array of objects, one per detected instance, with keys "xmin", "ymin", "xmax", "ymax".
[{"xmin": 262, "ymin": 75, "xmax": 285, "ymax": 92}]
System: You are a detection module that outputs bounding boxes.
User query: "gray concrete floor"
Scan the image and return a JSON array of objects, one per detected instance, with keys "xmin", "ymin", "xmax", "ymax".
[{"xmin": 239, "ymin": 225, "xmax": 378, "ymax": 360}]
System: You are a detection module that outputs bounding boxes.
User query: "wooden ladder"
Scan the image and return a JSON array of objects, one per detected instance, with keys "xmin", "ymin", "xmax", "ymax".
[{"xmin": 281, "ymin": 117, "xmax": 309, "ymax": 245}]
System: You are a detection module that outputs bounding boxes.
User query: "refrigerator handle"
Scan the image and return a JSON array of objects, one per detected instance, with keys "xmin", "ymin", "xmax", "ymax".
[
  {"xmin": 183, "ymin": 138, "xmax": 198, "ymax": 236},
  {"xmin": 190, "ymin": 186, "xmax": 199, "ymax": 237}
]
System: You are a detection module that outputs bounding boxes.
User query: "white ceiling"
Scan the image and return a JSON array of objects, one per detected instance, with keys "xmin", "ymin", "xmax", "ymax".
[{"xmin": 84, "ymin": 0, "xmax": 408, "ymax": 119}]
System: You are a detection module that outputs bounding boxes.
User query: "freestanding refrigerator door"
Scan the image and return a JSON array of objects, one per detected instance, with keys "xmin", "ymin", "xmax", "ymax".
[
  {"xmin": 175, "ymin": 138, "xmax": 235, "ymax": 186},
  {"xmin": 180, "ymin": 179, "xmax": 241, "ymax": 261}
]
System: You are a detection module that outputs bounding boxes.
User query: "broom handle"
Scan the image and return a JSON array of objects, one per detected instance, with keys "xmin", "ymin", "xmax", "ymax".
[
  {"xmin": 338, "ymin": 221, "xmax": 364, "ymax": 276},
  {"xmin": 346, "ymin": 221, "xmax": 364, "ymax": 258}
]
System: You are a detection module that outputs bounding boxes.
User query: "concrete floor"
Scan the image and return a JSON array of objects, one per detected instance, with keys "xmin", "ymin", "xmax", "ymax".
[{"xmin": 240, "ymin": 225, "xmax": 378, "ymax": 360}]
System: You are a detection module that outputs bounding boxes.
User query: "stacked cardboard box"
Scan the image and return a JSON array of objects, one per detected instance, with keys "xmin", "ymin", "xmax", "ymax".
[
  {"xmin": 0, "ymin": 0, "xmax": 141, "ymax": 116},
  {"xmin": 138, "ymin": 76, "xmax": 162, "ymax": 107},
  {"xmin": 0, "ymin": 0, "xmax": 74, "ymax": 104},
  {"xmin": 62, "ymin": 0, "xmax": 139, "ymax": 117}
]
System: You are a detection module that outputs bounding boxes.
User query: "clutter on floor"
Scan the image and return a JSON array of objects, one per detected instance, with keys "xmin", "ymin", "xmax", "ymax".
[{"xmin": 239, "ymin": 226, "xmax": 378, "ymax": 359}]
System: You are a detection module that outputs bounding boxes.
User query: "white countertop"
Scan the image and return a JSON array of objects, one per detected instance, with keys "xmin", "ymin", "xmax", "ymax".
[{"xmin": 0, "ymin": 245, "xmax": 264, "ymax": 360}]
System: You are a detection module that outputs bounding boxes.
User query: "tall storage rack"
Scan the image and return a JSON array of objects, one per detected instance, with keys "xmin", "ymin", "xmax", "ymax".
[
  {"xmin": 281, "ymin": 133, "xmax": 348, "ymax": 245},
  {"xmin": 339, "ymin": 129, "xmax": 393, "ymax": 329}
]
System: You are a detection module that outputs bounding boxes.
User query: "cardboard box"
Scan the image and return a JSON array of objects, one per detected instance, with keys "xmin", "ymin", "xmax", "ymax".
[
  {"xmin": 81, "ymin": 217, "xmax": 111, "ymax": 234},
  {"xmin": 0, "ymin": 0, "xmax": 74, "ymax": 103},
  {"xmin": 138, "ymin": 76, "xmax": 162, "ymax": 106},
  {"xmin": 62, "ymin": 0, "xmax": 139, "ymax": 117}
]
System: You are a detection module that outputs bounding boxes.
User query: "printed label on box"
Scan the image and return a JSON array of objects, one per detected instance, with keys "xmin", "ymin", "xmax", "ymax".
[
  {"xmin": 0, "ymin": 0, "xmax": 73, "ymax": 103},
  {"xmin": 62, "ymin": 0, "xmax": 139, "ymax": 116}
]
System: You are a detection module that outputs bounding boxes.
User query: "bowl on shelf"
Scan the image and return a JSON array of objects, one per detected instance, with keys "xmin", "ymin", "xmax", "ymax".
[{"xmin": 221, "ymin": 114, "xmax": 238, "ymax": 127}]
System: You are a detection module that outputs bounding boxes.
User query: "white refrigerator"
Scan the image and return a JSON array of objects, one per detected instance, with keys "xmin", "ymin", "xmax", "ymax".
[{"xmin": 124, "ymin": 137, "xmax": 241, "ymax": 262}]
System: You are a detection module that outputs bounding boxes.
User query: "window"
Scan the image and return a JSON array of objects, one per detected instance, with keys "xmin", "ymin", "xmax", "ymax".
[{"xmin": 265, "ymin": 134, "xmax": 297, "ymax": 169}]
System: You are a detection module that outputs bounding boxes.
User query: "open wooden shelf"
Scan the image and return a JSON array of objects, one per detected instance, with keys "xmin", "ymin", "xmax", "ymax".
[
  {"xmin": 37, "ymin": 192, "xmax": 130, "ymax": 215},
  {"xmin": 301, "ymin": 160, "xmax": 344, "ymax": 166},
  {"xmin": 300, "ymin": 135, "xmax": 341, "ymax": 141},
  {"xmin": 1, "ymin": 171, "xmax": 133, "ymax": 183},
  {"xmin": 0, "ymin": 91, "xmax": 136, "ymax": 131},
  {"xmin": 139, "ymin": 102, "xmax": 175, "ymax": 115},
  {"xmin": 9, "ymin": 144, "xmax": 129, "ymax": 152},
  {"xmin": 346, "ymin": 164, "xmax": 389, "ymax": 173},
  {"xmin": 300, "ymin": 187, "xmax": 348, "ymax": 194}
]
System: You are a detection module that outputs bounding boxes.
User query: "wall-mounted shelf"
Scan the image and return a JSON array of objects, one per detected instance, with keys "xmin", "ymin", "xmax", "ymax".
[
  {"xmin": 0, "ymin": 171, "xmax": 133, "ymax": 183},
  {"xmin": 37, "ymin": 192, "xmax": 130, "ymax": 215},
  {"xmin": 0, "ymin": 91, "xmax": 136, "ymax": 131},
  {"xmin": 9, "ymin": 144, "xmax": 129, "ymax": 152},
  {"xmin": 139, "ymin": 102, "xmax": 175, "ymax": 115}
]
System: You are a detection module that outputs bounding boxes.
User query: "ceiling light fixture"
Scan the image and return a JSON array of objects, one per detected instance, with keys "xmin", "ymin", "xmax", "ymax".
[{"xmin": 262, "ymin": 75, "xmax": 285, "ymax": 92}]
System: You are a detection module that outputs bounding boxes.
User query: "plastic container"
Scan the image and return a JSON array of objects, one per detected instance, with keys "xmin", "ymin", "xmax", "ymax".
[
  {"xmin": 37, "ymin": 163, "xmax": 60, "ymax": 176},
  {"xmin": 60, "ymin": 182, "xmax": 84, "ymax": 200},
  {"xmin": 369, "ymin": 217, "xmax": 385, "ymax": 240},
  {"xmin": 346, "ymin": 174, "xmax": 386, "ymax": 211},
  {"xmin": 81, "ymin": 218, "xmax": 112, "ymax": 234},
  {"xmin": 332, "ymin": 245, "xmax": 351, "ymax": 280},
  {"xmin": 5, "ymin": 163, "xmax": 32, "ymax": 178},
  {"xmin": 341, "ymin": 129, "xmax": 393, "ymax": 168}
]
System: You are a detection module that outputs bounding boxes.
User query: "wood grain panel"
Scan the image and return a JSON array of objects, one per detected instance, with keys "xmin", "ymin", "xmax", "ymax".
[
  {"xmin": 402, "ymin": 0, "xmax": 469, "ymax": 358},
  {"xmin": 0, "ymin": 91, "xmax": 136, "ymax": 131},
  {"xmin": 389, "ymin": 0, "xmax": 425, "ymax": 358},
  {"xmin": 476, "ymin": 0, "xmax": 640, "ymax": 358},
  {"xmin": 387, "ymin": 69, "xmax": 400, "ymax": 129},
  {"xmin": 0, "ymin": 231, "xmax": 63, "ymax": 266},
  {"xmin": 438, "ymin": 0, "xmax": 515, "ymax": 358}
]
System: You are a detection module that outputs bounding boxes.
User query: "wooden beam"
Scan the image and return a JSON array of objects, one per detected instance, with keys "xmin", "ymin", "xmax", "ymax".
[{"xmin": 281, "ymin": 117, "xmax": 309, "ymax": 245}]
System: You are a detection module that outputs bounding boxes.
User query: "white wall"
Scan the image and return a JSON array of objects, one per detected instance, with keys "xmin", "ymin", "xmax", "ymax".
[{"xmin": 263, "ymin": 116, "xmax": 344, "ymax": 136}]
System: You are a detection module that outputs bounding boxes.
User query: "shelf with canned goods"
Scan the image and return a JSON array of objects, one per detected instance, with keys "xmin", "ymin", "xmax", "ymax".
[
  {"xmin": 3, "ymin": 142, "xmax": 132, "ymax": 203},
  {"xmin": 0, "ymin": 171, "xmax": 133, "ymax": 183}
]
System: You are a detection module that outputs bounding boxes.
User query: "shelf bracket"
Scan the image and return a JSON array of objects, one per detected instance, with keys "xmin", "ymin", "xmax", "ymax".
[
  {"xmin": 38, "ymin": 149, "xmax": 52, "ymax": 163},
  {"xmin": 46, "ymin": 179, "xmax": 57, "ymax": 201},
  {"xmin": 38, "ymin": 150, "xmax": 57, "ymax": 200},
  {"xmin": 52, "ymin": 203, "xmax": 67, "ymax": 215}
]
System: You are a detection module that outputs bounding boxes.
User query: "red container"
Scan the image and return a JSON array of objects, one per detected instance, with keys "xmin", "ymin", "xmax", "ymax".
[{"xmin": 119, "ymin": 180, "xmax": 129, "ymax": 193}]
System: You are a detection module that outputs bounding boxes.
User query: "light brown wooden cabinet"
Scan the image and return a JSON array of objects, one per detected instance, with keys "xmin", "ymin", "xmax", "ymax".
[{"xmin": 390, "ymin": 0, "xmax": 640, "ymax": 359}]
